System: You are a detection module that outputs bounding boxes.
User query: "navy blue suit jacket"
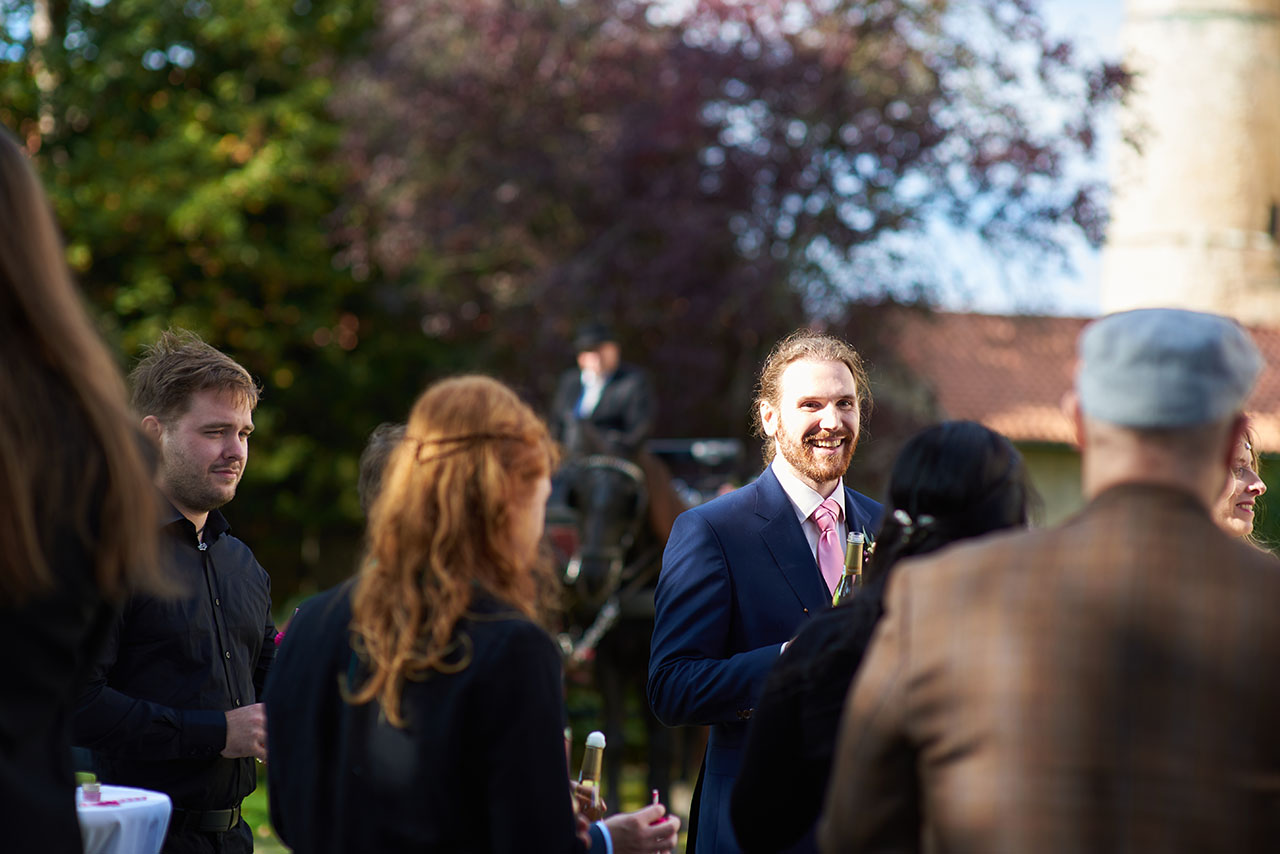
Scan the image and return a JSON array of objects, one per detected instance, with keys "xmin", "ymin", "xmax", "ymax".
[{"xmin": 647, "ymin": 465, "xmax": 881, "ymax": 853}]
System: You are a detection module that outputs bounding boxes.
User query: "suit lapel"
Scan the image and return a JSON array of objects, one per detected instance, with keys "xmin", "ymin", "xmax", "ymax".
[
  {"xmin": 843, "ymin": 485, "xmax": 880, "ymax": 539},
  {"xmin": 594, "ymin": 366, "xmax": 633, "ymax": 420},
  {"xmin": 593, "ymin": 371, "xmax": 619, "ymax": 419},
  {"xmin": 754, "ymin": 467, "xmax": 830, "ymax": 612}
]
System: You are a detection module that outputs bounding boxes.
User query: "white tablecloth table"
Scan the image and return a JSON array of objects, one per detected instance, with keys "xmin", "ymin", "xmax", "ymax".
[{"xmin": 76, "ymin": 784, "xmax": 172, "ymax": 854}]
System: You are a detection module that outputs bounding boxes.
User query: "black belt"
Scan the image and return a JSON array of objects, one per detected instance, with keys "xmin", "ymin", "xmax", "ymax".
[{"xmin": 170, "ymin": 805, "xmax": 241, "ymax": 833}]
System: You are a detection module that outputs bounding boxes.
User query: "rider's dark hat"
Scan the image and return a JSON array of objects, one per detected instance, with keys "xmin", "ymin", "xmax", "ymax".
[{"xmin": 574, "ymin": 322, "xmax": 616, "ymax": 352}]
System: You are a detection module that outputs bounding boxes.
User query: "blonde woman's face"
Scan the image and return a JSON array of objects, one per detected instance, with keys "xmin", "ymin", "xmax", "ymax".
[
  {"xmin": 508, "ymin": 474, "xmax": 551, "ymax": 569},
  {"xmin": 1215, "ymin": 437, "xmax": 1266, "ymax": 538}
]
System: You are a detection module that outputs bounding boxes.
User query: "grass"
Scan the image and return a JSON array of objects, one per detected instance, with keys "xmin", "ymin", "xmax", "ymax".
[
  {"xmin": 242, "ymin": 775, "xmax": 288, "ymax": 854},
  {"xmin": 241, "ymin": 762, "xmax": 689, "ymax": 853}
]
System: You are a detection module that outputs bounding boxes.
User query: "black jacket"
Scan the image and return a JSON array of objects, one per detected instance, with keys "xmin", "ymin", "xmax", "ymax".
[
  {"xmin": 73, "ymin": 502, "xmax": 275, "ymax": 811},
  {"xmin": 730, "ymin": 571, "xmax": 889, "ymax": 853},
  {"xmin": 265, "ymin": 584, "xmax": 586, "ymax": 854}
]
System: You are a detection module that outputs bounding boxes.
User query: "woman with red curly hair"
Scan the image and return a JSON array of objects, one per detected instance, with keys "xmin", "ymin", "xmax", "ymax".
[{"xmin": 266, "ymin": 376, "xmax": 586, "ymax": 853}]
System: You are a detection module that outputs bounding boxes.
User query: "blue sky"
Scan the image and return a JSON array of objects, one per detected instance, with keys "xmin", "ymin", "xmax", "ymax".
[{"xmin": 945, "ymin": 0, "xmax": 1124, "ymax": 317}]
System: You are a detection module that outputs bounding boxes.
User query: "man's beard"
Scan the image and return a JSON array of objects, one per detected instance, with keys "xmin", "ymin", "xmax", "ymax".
[
  {"xmin": 777, "ymin": 427, "xmax": 856, "ymax": 486},
  {"xmin": 160, "ymin": 459, "xmax": 239, "ymax": 514}
]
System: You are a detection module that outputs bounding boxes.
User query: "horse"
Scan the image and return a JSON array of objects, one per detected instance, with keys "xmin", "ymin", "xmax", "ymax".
[{"xmin": 548, "ymin": 449, "xmax": 691, "ymax": 808}]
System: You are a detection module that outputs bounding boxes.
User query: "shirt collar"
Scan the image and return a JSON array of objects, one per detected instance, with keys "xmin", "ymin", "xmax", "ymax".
[
  {"xmin": 160, "ymin": 496, "xmax": 231, "ymax": 542},
  {"xmin": 579, "ymin": 369, "xmax": 613, "ymax": 388},
  {"xmin": 770, "ymin": 457, "xmax": 846, "ymax": 523}
]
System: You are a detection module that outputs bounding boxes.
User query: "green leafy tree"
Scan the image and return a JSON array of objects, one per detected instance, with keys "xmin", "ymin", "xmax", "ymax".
[{"xmin": 0, "ymin": 0, "xmax": 459, "ymax": 592}]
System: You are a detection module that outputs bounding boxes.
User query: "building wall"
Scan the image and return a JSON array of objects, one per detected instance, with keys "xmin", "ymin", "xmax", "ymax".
[
  {"xmin": 1019, "ymin": 443, "xmax": 1085, "ymax": 526},
  {"xmin": 1020, "ymin": 442, "xmax": 1277, "ymax": 541},
  {"xmin": 1102, "ymin": 0, "xmax": 1280, "ymax": 326}
]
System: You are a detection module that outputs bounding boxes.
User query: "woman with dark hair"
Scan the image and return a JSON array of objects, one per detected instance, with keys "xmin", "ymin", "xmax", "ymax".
[
  {"xmin": 730, "ymin": 421, "xmax": 1035, "ymax": 853},
  {"xmin": 266, "ymin": 376, "xmax": 592, "ymax": 853},
  {"xmin": 0, "ymin": 126, "xmax": 164, "ymax": 850}
]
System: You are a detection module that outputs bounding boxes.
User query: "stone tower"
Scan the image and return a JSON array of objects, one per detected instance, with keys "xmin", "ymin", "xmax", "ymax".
[{"xmin": 1101, "ymin": 0, "xmax": 1280, "ymax": 325}]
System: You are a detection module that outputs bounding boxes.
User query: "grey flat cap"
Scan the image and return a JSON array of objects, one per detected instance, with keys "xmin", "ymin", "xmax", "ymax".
[{"xmin": 1077, "ymin": 308, "xmax": 1262, "ymax": 428}]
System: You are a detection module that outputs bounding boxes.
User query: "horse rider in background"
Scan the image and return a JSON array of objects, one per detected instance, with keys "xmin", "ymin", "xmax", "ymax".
[{"xmin": 549, "ymin": 321, "xmax": 656, "ymax": 463}]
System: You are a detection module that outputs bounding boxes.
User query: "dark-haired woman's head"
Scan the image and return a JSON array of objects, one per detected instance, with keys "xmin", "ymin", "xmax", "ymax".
[{"xmin": 865, "ymin": 421, "xmax": 1035, "ymax": 585}]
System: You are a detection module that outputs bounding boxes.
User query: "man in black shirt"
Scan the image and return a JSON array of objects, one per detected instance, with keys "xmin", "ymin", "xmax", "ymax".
[{"xmin": 75, "ymin": 329, "xmax": 275, "ymax": 854}]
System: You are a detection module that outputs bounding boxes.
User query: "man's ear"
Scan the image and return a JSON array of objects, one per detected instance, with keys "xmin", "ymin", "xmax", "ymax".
[
  {"xmin": 1061, "ymin": 391, "xmax": 1083, "ymax": 449},
  {"xmin": 759, "ymin": 401, "xmax": 778, "ymax": 438},
  {"xmin": 141, "ymin": 415, "xmax": 163, "ymax": 443}
]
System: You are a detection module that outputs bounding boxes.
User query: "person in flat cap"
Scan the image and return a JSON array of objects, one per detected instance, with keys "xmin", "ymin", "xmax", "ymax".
[
  {"xmin": 820, "ymin": 308, "xmax": 1280, "ymax": 853},
  {"xmin": 548, "ymin": 322, "xmax": 655, "ymax": 461}
]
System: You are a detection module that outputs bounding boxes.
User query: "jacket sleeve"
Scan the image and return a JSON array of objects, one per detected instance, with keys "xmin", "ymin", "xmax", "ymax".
[
  {"xmin": 72, "ymin": 606, "xmax": 226, "ymax": 760},
  {"xmin": 647, "ymin": 510, "xmax": 782, "ymax": 727},
  {"xmin": 480, "ymin": 621, "xmax": 586, "ymax": 854},
  {"xmin": 817, "ymin": 571, "xmax": 922, "ymax": 853}
]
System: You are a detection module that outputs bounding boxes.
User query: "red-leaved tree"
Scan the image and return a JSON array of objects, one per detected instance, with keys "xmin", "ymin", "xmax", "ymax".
[{"xmin": 332, "ymin": 0, "xmax": 1128, "ymax": 448}]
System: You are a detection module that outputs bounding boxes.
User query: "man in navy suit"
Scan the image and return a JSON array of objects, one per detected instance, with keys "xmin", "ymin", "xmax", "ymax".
[{"xmin": 648, "ymin": 330, "xmax": 882, "ymax": 853}]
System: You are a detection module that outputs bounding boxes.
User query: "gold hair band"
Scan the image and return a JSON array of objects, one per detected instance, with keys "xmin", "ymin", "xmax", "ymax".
[{"xmin": 408, "ymin": 432, "xmax": 525, "ymax": 464}]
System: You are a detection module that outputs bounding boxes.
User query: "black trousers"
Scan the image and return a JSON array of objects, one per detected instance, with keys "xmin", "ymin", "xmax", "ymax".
[{"xmin": 162, "ymin": 819, "xmax": 254, "ymax": 854}]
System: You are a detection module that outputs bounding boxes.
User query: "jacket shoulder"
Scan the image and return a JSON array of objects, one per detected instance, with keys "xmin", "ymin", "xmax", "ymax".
[
  {"xmin": 462, "ymin": 596, "xmax": 560, "ymax": 655},
  {"xmin": 681, "ymin": 474, "xmax": 768, "ymax": 528}
]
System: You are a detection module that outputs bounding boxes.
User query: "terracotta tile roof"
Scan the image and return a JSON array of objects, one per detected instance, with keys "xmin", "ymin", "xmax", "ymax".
[{"xmin": 889, "ymin": 311, "xmax": 1280, "ymax": 452}]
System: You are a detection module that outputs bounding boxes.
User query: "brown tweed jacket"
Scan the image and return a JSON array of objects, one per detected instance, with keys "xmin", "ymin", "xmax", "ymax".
[{"xmin": 819, "ymin": 483, "xmax": 1280, "ymax": 853}]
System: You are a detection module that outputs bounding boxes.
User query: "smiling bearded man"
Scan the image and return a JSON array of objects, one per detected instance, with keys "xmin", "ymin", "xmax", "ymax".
[
  {"xmin": 764, "ymin": 357, "xmax": 861, "ymax": 494},
  {"xmin": 648, "ymin": 330, "xmax": 882, "ymax": 854}
]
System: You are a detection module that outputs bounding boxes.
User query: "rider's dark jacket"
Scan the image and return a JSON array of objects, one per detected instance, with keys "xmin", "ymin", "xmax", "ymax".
[{"xmin": 549, "ymin": 362, "xmax": 655, "ymax": 458}]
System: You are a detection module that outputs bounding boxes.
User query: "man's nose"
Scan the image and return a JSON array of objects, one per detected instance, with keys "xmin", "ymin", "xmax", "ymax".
[
  {"xmin": 223, "ymin": 436, "xmax": 247, "ymax": 459},
  {"xmin": 818, "ymin": 405, "xmax": 840, "ymax": 430}
]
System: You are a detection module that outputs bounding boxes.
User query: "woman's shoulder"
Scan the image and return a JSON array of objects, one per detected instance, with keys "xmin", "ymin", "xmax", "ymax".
[
  {"xmin": 278, "ymin": 581, "xmax": 356, "ymax": 653},
  {"xmin": 461, "ymin": 594, "xmax": 558, "ymax": 651}
]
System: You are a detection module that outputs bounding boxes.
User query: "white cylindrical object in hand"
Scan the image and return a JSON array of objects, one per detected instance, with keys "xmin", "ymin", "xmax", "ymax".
[{"xmin": 578, "ymin": 730, "xmax": 606, "ymax": 808}]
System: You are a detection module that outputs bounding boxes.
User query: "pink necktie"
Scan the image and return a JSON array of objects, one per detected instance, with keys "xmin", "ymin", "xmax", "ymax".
[{"xmin": 812, "ymin": 498, "xmax": 843, "ymax": 595}]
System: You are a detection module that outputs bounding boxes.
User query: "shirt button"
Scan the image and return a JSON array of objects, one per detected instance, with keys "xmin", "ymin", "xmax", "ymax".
[
  {"xmin": 224, "ymin": 651, "xmax": 231, "ymax": 659},
  {"xmin": 234, "ymin": 698, "xmax": 242, "ymax": 707},
  {"xmin": 215, "ymin": 598, "xmax": 220, "ymax": 606}
]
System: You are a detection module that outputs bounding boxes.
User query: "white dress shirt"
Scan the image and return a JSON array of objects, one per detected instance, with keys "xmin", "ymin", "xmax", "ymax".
[
  {"xmin": 576, "ymin": 370, "xmax": 607, "ymax": 417},
  {"xmin": 770, "ymin": 457, "xmax": 848, "ymax": 655}
]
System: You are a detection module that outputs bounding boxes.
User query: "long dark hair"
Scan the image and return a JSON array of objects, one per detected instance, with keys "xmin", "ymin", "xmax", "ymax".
[
  {"xmin": 864, "ymin": 420, "xmax": 1035, "ymax": 586},
  {"xmin": 0, "ymin": 126, "xmax": 162, "ymax": 602}
]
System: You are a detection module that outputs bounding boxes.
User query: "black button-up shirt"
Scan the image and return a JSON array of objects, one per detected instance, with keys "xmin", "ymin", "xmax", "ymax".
[{"xmin": 73, "ymin": 501, "xmax": 276, "ymax": 810}]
